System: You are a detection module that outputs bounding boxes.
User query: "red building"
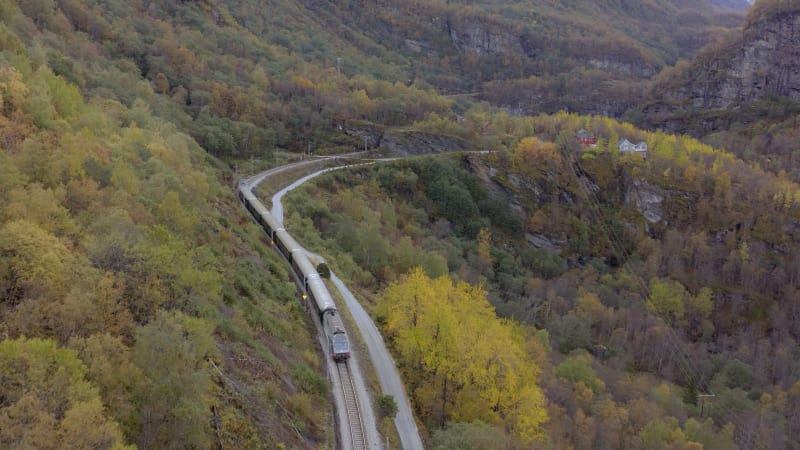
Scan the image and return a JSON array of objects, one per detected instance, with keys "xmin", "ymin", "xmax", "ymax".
[{"xmin": 576, "ymin": 129, "xmax": 597, "ymax": 147}]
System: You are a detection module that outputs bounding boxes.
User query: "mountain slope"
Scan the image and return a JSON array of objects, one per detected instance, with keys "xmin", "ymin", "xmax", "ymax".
[
  {"xmin": 2, "ymin": 0, "xmax": 796, "ymax": 448},
  {"xmin": 330, "ymin": 0, "xmax": 745, "ymax": 115},
  {"xmin": 627, "ymin": 0, "xmax": 800, "ymax": 180},
  {"xmin": 2, "ymin": 0, "xmax": 744, "ymax": 166},
  {"xmin": 285, "ymin": 112, "xmax": 800, "ymax": 449},
  {"xmin": 641, "ymin": 1, "xmax": 800, "ymax": 115},
  {"xmin": 0, "ymin": 3, "xmax": 337, "ymax": 448}
]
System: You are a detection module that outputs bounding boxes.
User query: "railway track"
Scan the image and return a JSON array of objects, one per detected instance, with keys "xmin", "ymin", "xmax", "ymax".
[{"xmin": 337, "ymin": 362, "xmax": 366, "ymax": 450}]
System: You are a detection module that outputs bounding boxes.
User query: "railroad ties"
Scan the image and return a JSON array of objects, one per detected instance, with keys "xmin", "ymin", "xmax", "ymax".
[{"xmin": 336, "ymin": 362, "xmax": 366, "ymax": 450}]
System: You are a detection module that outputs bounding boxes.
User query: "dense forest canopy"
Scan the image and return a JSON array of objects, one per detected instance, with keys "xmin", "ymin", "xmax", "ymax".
[
  {"xmin": 0, "ymin": 2, "xmax": 340, "ymax": 448},
  {"xmin": 0, "ymin": 0, "xmax": 747, "ymax": 162},
  {"xmin": 2, "ymin": 0, "xmax": 800, "ymax": 448},
  {"xmin": 284, "ymin": 110, "xmax": 800, "ymax": 448},
  {"xmin": 627, "ymin": 0, "xmax": 800, "ymax": 183}
]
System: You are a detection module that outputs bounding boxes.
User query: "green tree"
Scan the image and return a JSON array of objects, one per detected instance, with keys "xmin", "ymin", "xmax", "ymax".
[
  {"xmin": 133, "ymin": 310, "xmax": 217, "ymax": 449},
  {"xmin": 422, "ymin": 252, "xmax": 449, "ymax": 278},
  {"xmin": 71, "ymin": 333, "xmax": 144, "ymax": 438},
  {"xmin": 684, "ymin": 418, "xmax": 735, "ymax": 450},
  {"xmin": 131, "ymin": 225, "xmax": 221, "ymax": 318},
  {"xmin": 685, "ymin": 287, "xmax": 714, "ymax": 341},
  {"xmin": 556, "ymin": 352, "xmax": 604, "ymax": 393},
  {"xmin": 357, "ymin": 228, "xmax": 389, "ymax": 274},
  {"xmin": 19, "ymin": 0, "xmax": 55, "ymax": 28},
  {"xmin": 647, "ymin": 278, "xmax": 688, "ymax": 326},
  {"xmin": 317, "ymin": 262, "xmax": 331, "ymax": 278},
  {"xmin": 377, "ymin": 394, "xmax": 398, "ymax": 418},
  {"xmin": 391, "ymin": 236, "xmax": 419, "ymax": 274},
  {"xmin": 638, "ymin": 418, "xmax": 692, "ymax": 450},
  {"xmin": 717, "ymin": 359, "xmax": 754, "ymax": 390},
  {"xmin": 0, "ymin": 337, "xmax": 132, "ymax": 449},
  {"xmin": 0, "ymin": 219, "xmax": 70, "ymax": 304},
  {"xmin": 431, "ymin": 421, "xmax": 512, "ymax": 450}
]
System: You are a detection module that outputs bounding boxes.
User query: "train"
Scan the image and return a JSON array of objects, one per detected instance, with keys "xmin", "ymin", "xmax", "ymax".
[{"xmin": 238, "ymin": 181, "xmax": 350, "ymax": 362}]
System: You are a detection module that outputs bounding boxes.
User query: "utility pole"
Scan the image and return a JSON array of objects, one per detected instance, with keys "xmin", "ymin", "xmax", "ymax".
[{"xmin": 698, "ymin": 393, "xmax": 715, "ymax": 417}]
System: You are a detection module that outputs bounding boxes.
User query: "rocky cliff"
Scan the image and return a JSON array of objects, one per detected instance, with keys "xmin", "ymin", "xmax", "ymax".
[
  {"xmin": 636, "ymin": 6, "xmax": 800, "ymax": 131},
  {"xmin": 379, "ymin": 129, "xmax": 475, "ymax": 156},
  {"xmin": 692, "ymin": 12, "xmax": 800, "ymax": 108},
  {"xmin": 446, "ymin": 19, "xmax": 535, "ymax": 58}
]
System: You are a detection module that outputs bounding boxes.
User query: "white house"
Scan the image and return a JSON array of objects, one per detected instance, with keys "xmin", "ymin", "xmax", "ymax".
[{"xmin": 618, "ymin": 138, "xmax": 647, "ymax": 155}]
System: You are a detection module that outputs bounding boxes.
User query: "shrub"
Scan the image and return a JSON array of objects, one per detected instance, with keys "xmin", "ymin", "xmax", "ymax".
[{"xmin": 377, "ymin": 394, "xmax": 398, "ymax": 418}]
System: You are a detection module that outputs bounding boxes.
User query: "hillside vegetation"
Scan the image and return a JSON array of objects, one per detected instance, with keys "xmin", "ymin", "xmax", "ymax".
[
  {"xmin": 286, "ymin": 111, "xmax": 800, "ymax": 448},
  {"xmin": 1, "ymin": 0, "xmax": 745, "ymax": 167},
  {"xmin": 4, "ymin": 0, "xmax": 800, "ymax": 448},
  {"xmin": 629, "ymin": 0, "xmax": 800, "ymax": 182},
  {"xmin": 0, "ymin": 4, "xmax": 337, "ymax": 448}
]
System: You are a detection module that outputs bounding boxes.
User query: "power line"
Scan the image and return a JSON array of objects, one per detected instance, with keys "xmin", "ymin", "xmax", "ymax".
[{"xmin": 558, "ymin": 141, "xmax": 765, "ymax": 450}]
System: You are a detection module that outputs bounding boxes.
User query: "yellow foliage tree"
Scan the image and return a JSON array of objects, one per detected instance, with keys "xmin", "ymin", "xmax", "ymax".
[
  {"xmin": 513, "ymin": 136, "xmax": 562, "ymax": 171},
  {"xmin": 0, "ymin": 219, "xmax": 71, "ymax": 304},
  {"xmin": 381, "ymin": 268, "xmax": 548, "ymax": 443},
  {"xmin": 0, "ymin": 337, "xmax": 133, "ymax": 450}
]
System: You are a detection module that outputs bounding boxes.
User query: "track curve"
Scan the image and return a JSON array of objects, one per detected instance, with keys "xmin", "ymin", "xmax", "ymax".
[{"xmin": 270, "ymin": 164, "xmax": 423, "ymax": 450}]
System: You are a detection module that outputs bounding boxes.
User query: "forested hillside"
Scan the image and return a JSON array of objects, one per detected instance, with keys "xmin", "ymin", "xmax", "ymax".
[
  {"xmin": 3, "ymin": 0, "xmax": 799, "ymax": 448},
  {"xmin": 285, "ymin": 111, "xmax": 800, "ymax": 448},
  {"xmin": 329, "ymin": 0, "xmax": 744, "ymax": 116},
  {"xmin": 1, "ymin": 0, "xmax": 744, "ymax": 166},
  {"xmin": 0, "ymin": 3, "xmax": 338, "ymax": 448},
  {"xmin": 629, "ymin": 0, "xmax": 800, "ymax": 182}
]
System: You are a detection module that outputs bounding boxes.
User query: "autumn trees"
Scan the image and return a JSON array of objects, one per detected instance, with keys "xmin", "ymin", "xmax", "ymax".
[
  {"xmin": 0, "ymin": 10, "xmax": 339, "ymax": 445},
  {"xmin": 380, "ymin": 268, "xmax": 548, "ymax": 444},
  {"xmin": 0, "ymin": 337, "xmax": 132, "ymax": 450},
  {"xmin": 6, "ymin": 0, "xmax": 737, "ymax": 167},
  {"xmin": 133, "ymin": 311, "xmax": 217, "ymax": 449},
  {"xmin": 0, "ymin": 220, "xmax": 70, "ymax": 306},
  {"xmin": 286, "ymin": 107, "xmax": 800, "ymax": 447},
  {"xmin": 3, "ymin": 0, "xmax": 798, "ymax": 447}
]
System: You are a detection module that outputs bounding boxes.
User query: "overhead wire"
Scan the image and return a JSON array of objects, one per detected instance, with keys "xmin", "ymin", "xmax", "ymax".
[{"xmin": 558, "ymin": 140, "xmax": 766, "ymax": 450}]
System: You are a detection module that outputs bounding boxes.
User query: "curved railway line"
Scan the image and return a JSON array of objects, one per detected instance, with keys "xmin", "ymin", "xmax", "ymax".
[
  {"xmin": 245, "ymin": 154, "xmax": 425, "ymax": 450},
  {"xmin": 239, "ymin": 159, "xmax": 372, "ymax": 449}
]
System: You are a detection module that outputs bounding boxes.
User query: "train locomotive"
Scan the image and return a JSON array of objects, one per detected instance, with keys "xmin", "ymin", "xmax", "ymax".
[{"xmin": 238, "ymin": 182, "xmax": 350, "ymax": 362}]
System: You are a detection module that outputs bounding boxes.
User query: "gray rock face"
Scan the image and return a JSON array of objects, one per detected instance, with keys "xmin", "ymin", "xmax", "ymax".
[
  {"xmin": 404, "ymin": 38, "xmax": 438, "ymax": 57},
  {"xmin": 525, "ymin": 233, "xmax": 562, "ymax": 252},
  {"xmin": 626, "ymin": 179, "xmax": 665, "ymax": 223},
  {"xmin": 447, "ymin": 21, "xmax": 531, "ymax": 57},
  {"xmin": 379, "ymin": 130, "xmax": 474, "ymax": 156},
  {"xmin": 586, "ymin": 57, "xmax": 656, "ymax": 77},
  {"xmin": 672, "ymin": 13, "xmax": 800, "ymax": 109},
  {"xmin": 340, "ymin": 123, "xmax": 383, "ymax": 149}
]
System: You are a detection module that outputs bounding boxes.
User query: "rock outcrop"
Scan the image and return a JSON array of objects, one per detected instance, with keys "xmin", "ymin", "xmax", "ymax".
[
  {"xmin": 693, "ymin": 12, "xmax": 800, "ymax": 109},
  {"xmin": 446, "ymin": 20, "xmax": 533, "ymax": 58},
  {"xmin": 379, "ymin": 130, "xmax": 475, "ymax": 156},
  {"xmin": 641, "ymin": 8, "xmax": 800, "ymax": 124},
  {"xmin": 339, "ymin": 122, "xmax": 384, "ymax": 149},
  {"xmin": 625, "ymin": 179, "xmax": 666, "ymax": 224}
]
